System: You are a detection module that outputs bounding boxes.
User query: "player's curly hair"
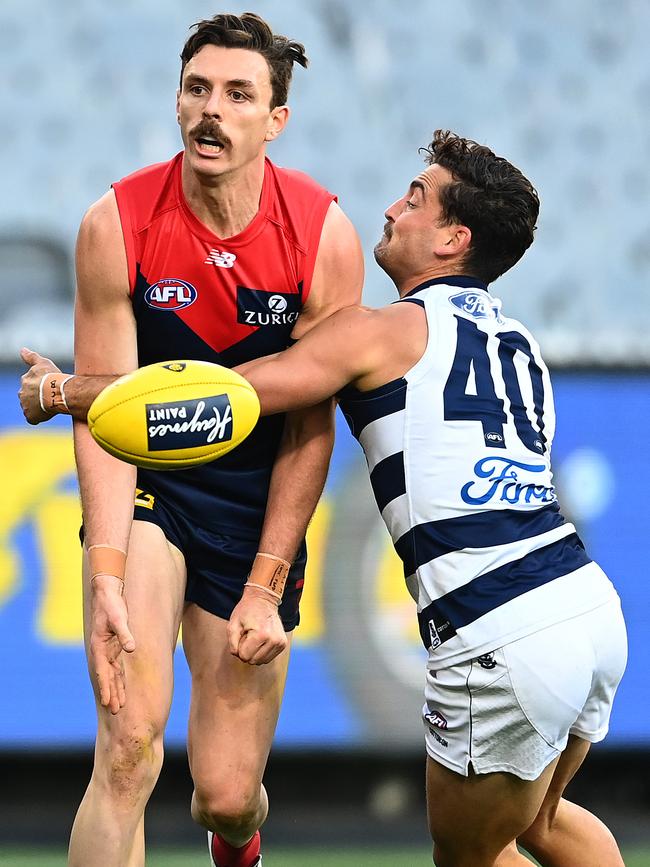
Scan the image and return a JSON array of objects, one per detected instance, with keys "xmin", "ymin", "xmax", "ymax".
[
  {"xmin": 180, "ymin": 12, "xmax": 308, "ymax": 109},
  {"xmin": 422, "ymin": 130, "xmax": 540, "ymax": 284}
]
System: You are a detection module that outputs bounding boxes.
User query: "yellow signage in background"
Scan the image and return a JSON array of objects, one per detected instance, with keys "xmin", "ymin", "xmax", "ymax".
[
  {"xmin": 1, "ymin": 429, "xmax": 83, "ymax": 643},
  {"xmin": 1, "ymin": 428, "xmax": 412, "ymax": 651},
  {"xmin": 0, "ymin": 428, "xmax": 336, "ymax": 648},
  {"xmin": 35, "ymin": 491, "xmax": 84, "ymax": 643}
]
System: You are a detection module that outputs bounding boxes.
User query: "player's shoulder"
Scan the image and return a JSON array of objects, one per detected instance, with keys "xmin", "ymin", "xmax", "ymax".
[
  {"xmin": 267, "ymin": 158, "xmax": 332, "ymax": 199},
  {"xmin": 330, "ymin": 300, "xmax": 419, "ymax": 323},
  {"xmin": 308, "ymin": 303, "xmax": 373, "ymax": 338},
  {"xmin": 79, "ymin": 189, "xmax": 121, "ymax": 241},
  {"xmin": 323, "ymin": 304, "xmax": 424, "ymax": 384},
  {"xmin": 342, "ymin": 299, "xmax": 427, "ymax": 363},
  {"xmin": 327, "ymin": 304, "xmax": 403, "ymax": 343},
  {"xmin": 113, "ymin": 153, "xmax": 181, "ymax": 192}
]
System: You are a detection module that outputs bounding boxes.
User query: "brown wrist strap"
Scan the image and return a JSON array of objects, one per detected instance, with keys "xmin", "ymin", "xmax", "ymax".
[
  {"xmin": 247, "ymin": 552, "xmax": 291, "ymax": 600},
  {"xmin": 87, "ymin": 544, "xmax": 127, "ymax": 582},
  {"xmin": 244, "ymin": 582, "xmax": 281, "ymax": 605}
]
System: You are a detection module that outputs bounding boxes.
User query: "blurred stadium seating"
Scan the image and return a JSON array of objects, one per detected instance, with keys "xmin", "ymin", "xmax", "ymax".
[{"xmin": 2, "ymin": 0, "xmax": 650, "ymax": 364}]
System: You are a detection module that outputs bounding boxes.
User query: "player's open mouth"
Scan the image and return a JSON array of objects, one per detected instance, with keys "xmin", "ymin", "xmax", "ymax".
[{"xmin": 195, "ymin": 136, "xmax": 225, "ymax": 155}]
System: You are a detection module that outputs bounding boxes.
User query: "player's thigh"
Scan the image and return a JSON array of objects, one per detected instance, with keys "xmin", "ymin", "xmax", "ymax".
[
  {"xmin": 426, "ymin": 754, "xmax": 558, "ymax": 857},
  {"xmin": 82, "ymin": 520, "xmax": 186, "ymax": 730},
  {"xmin": 524, "ymin": 734, "xmax": 591, "ymax": 832},
  {"xmin": 522, "ymin": 601, "xmax": 626, "ymax": 831},
  {"xmin": 182, "ymin": 602, "xmax": 292, "ymax": 797},
  {"xmin": 422, "ymin": 622, "xmax": 596, "ymax": 854}
]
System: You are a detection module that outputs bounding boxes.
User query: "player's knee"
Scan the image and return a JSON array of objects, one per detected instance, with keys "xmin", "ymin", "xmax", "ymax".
[
  {"xmin": 193, "ymin": 784, "xmax": 260, "ymax": 834},
  {"xmin": 433, "ymin": 842, "xmax": 463, "ymax": 867},
  {"xmin": 433, "ymin": 839, "xmax": 495, "ymax": 867},
  {"xmin": 518, "ymin": 796, "xmax": 561, "ymax": 852},
  {"xmin": 518, "ymin": 813, "xmax": 551, "ymax": 855},
  {"xmin": 101, "ymin": 727, "xmax": 164, "ymax": 801}
]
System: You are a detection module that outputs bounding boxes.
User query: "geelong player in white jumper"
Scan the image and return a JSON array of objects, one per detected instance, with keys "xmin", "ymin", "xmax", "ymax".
[
  {"xmin": 240, "ymin": 130, "xmax": 628, "ymax": 867},
  {"xmin": 20, "ymin": 130, "xmax": 627, "ymax": 866}
]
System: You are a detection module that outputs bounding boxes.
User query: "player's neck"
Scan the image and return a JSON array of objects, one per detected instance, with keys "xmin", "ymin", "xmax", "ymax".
[
  {"xmin": 181, "ymin": 153, "xmax": 266, "ymax": 239},
  {"xmin": 395, "ymin": 266, "xmax": 466, "ymax": 297}
]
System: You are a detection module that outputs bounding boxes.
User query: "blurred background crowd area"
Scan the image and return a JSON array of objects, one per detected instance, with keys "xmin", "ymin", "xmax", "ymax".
[
  {"xmin": 1, "ymin": 0, "xmax": 649, "ymax": 859},
  {"xmin": 2, "ymin": 0, "xmax": 650, "ymax": 365}
]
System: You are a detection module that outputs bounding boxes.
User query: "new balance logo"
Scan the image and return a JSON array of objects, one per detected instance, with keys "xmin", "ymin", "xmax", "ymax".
[{"xmin": 205, "ymin": 249, "xmax": 237, "ymax": 268}]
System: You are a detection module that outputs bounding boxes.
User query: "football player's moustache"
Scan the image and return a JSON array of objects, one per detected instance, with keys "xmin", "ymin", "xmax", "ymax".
[
  {"xmin": 383, "ymin": 222, "xmax": 392, "ymax": 239},
  {"xmin": 191, "ymin": 119, "xmax": 232, "ymax": 148}
]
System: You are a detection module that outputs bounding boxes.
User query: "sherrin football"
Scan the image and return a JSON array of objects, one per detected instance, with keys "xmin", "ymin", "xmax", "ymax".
[{"xmin": 87, "ymin": 360, "xmax": 260, "ymax": 470}]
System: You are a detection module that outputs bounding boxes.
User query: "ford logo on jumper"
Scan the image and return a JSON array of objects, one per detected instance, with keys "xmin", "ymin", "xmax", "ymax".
[
  {"xmin": 449, "ymin": 290, "xmax": 502, "ymax": 322},
  {"xmin": 146, "ymin": 395, "xmax": 233, "ymax": 451}
]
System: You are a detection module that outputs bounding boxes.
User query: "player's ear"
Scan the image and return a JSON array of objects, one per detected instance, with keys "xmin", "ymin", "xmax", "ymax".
[
  {"xmin": 265, "ymin": 105, "xmax": 290, "ymax": 142},
  {"xmin": 434, "ymin": 225, "xmax": 471, "ymax": 259},
  {"xmin": 176, "ymin": 89, "xmax": 181, "ymax": 124}
]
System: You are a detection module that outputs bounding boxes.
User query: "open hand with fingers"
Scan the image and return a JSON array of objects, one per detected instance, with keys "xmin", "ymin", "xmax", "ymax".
[
  {"xmin": 227, "ymin": 587, "xmax": 288, "ymax": 665},
  {"xmin": 89, "ymin": 574, "xmax": 136, "ymax": 714}
]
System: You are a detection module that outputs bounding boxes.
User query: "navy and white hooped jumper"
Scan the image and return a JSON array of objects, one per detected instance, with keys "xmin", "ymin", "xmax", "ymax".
[{"xmin": 338, "ymin": 277, "xmax": 617, "ymax": 668}]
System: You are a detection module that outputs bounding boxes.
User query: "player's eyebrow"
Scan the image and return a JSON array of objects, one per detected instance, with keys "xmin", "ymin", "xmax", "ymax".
[
  {"xmin": 183, "ymin": 75, "xmax": 257, "ymax": 91},
  {"xmin": 409, "ymin": 180, "xmax": 426, "ymax": 198},
  {"xmin": 226, "ymin": 78, "xmax": 256, "ymax": 90},
  {"xmin": 183, "ymin": 73, "xmax": 211, "ymax": 88}
]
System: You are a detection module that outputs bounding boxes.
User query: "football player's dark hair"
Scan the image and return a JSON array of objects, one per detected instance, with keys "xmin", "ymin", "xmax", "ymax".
[
  {"xmin": 180, "ymin": 12, "xmax": 308, "ymax": 109},
  {"xmin": 421, "ymin": 130, "xmax": 540, "ymax": 284}
]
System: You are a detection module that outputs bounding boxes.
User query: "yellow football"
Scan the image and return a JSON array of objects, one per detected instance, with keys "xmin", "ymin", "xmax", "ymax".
[{"xmin": 87, "ymin": 360, "xmax": 260, "ymax": 470}]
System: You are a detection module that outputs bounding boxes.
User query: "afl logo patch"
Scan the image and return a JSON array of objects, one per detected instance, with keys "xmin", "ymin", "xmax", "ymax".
[{"xmin": 145, "ymin": 279, "xmax": 198, "ymax": 311}]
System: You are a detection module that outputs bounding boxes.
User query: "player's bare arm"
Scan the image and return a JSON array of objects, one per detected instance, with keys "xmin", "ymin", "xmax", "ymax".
[
  {"xmin": 228, "ymin": 202, "xmax": 364, "ymax": 665},
  {"xmin": 19, "ymin": 346, "xmax": 117, "ymax": 424},
  {"xmin": 239, "ymin": 299, "xmax": 429, "ymax": 415},
  {"xmin": 74, "ymin": 189, "xmax": 139, "ymax": 713}
]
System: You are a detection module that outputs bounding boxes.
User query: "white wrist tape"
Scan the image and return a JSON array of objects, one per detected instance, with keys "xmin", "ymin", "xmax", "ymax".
[
  {"xmin": 39, "ymin": 373, "xmax": 75, "ymax": 414},
  {"xmin": 38, "ymin": 374, "xmax": 48, "ymax": 414},
  {"xmin": 59, "ymin": 375, "xmax": 74, "ymax": 410}
]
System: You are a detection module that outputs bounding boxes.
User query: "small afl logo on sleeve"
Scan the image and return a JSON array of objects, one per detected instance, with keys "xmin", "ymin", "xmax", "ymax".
[
  {"xmin": 429, "ymin": 620, "xmax": 441, "ymax": 649},
  {"xmin": 146, "ymin": 395, "xmax": 233, "ymax": 451},
  {"xmin": 162, "ymin": 362, "xmax": 187, "ymax": 372},
  {"xmin": 145, "ymin": 279, "xmax": 198, "ymax": 311}
]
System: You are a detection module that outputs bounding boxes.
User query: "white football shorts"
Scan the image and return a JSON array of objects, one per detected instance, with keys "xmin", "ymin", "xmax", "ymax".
[{"xmin": 422, "ymin": 597, "xmax": 627, "ymax": 781}]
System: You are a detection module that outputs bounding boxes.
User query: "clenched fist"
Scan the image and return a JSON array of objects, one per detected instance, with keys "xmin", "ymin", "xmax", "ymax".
[{"xmin": 18, "ymin": 347, "xmax": 61, "ymax": 424}]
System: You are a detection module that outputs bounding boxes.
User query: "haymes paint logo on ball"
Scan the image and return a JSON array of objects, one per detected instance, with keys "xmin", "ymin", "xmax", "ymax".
[{"xmin": 146, "ymin": 395, "xmax": 233, "ymax": 451}]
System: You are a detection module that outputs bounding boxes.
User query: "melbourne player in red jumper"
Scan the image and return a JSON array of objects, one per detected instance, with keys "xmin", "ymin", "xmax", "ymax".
[{"xmin": 19, "ymin": 13, "xmax": 363, "ymax": 867}]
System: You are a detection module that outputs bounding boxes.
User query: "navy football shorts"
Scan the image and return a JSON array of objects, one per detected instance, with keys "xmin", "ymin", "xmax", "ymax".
[{"xmin": 132, "ymin": 489, "xmax": 306, "ymax": 631}]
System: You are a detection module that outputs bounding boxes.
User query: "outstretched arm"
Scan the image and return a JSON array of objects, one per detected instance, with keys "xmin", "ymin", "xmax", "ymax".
[
  {"xmin": 19, "ymin": 348, "xmax": 117, "ymax": 424},
  {"xmin": 237, "ymin": 303, "xmax": 376, "ymax": 414}
]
